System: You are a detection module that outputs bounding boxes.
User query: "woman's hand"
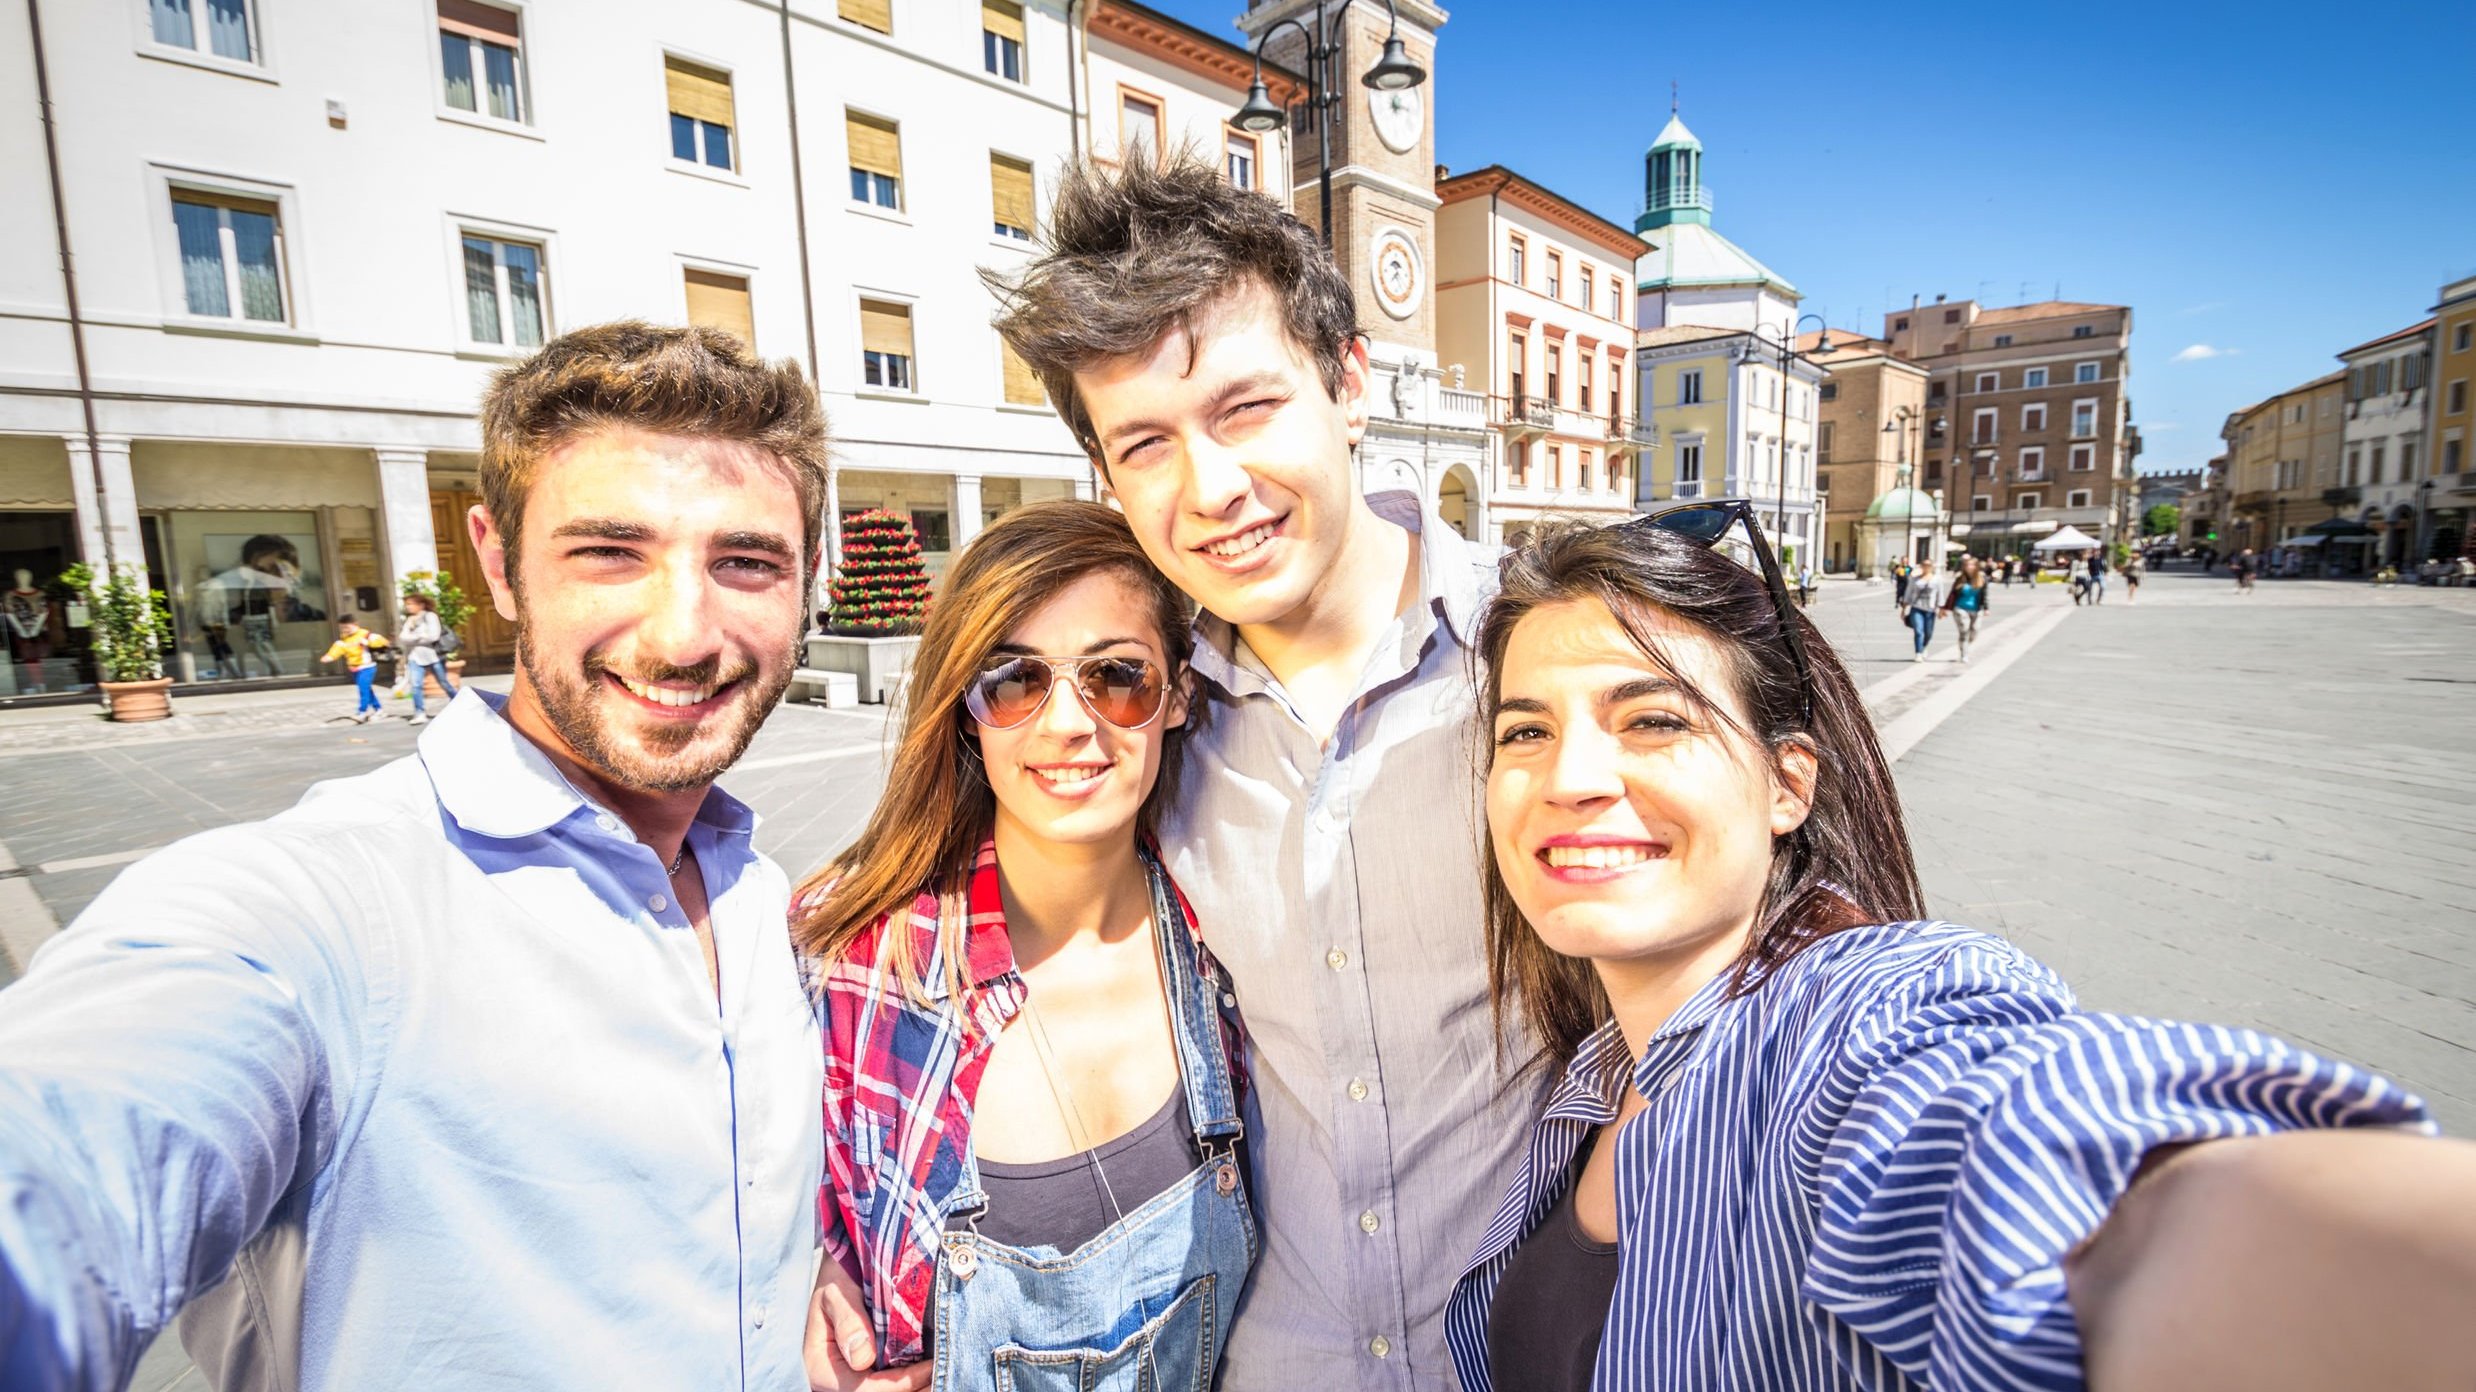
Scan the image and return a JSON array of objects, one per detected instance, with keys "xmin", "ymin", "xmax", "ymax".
[{"xmin": 804, "ymin": 1256, "xmax": 931, "ymax": 1392}]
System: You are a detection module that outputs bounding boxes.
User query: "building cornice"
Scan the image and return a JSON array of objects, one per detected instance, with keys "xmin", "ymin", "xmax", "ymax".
[
  {"xmin": 1435, "ymin": 165, "xmax": 1649, "ymax": 262},
  {"xmin": 1092, "ymin": 0, "xmax": 1304, "ymax": 103}
]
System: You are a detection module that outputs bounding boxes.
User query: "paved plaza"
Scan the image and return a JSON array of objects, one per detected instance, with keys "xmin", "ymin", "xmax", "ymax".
[{"xmin": 2, "ymin": 564, "xmax": 2472, "ymax": 1386}]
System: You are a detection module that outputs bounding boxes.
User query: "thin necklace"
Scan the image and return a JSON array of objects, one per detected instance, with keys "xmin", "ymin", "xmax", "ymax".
[{"xmin": 667, "ymin": 843, "xmax": 687, "ymax": 877}]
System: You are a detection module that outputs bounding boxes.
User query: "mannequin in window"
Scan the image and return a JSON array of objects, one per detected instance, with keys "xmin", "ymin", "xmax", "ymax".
[{"xmin": 5, "ymin": 569, "xmax": 53, "ymax": 693}]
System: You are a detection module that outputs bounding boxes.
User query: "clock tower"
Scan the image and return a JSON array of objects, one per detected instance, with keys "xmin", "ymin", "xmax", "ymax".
[{"xmin": 1236, "ymin": 0, "xmax": 1445, "ymax": 366}]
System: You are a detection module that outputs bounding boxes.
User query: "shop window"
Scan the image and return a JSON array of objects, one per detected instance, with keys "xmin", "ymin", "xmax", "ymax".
[
  {"xmin": 665, "ymin": 57, "xmax": 736, "ymax": 171},
  {"xmin": 910, "ymin": 508, "xmax": 951, "ymax": 551},
  {"xmin": 847, "ymin": 111, "xmax": 903, "ymax": 209},
  {"xmin": 173, "ymin": 513, "xmax": 333, "ymax": 683},
  {"xmin": 461, "ymin": 232, "xmax": 547, "ymax": 348},
  {"xmin": 150, "ymin": 0, "xmax": 257, "ymax": 63},
  {"xmin": 2, "ymin": 511, "xmax": 90, "ymax": 698},
  {"xmin": 438, "ymin": 1, "xmax": 526, "ymax": 124},
  {"xmin": 172, "ymin": 190, "xmax": 288, "ymax": 324}
]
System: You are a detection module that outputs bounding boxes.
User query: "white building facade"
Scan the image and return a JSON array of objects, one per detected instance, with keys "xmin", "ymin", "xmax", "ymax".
[{"xmin": 2336, "ymin": 318, "xmax": 2433, "ymax": 571}]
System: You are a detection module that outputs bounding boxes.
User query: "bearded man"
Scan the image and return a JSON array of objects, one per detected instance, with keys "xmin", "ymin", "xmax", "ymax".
[{"xmin": 0, "ymin": 323, "xmax": 836, "ymax": 1391}]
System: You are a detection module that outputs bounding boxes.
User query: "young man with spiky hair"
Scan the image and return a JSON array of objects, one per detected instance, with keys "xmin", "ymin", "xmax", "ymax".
[
  {"xmin": 0, "ymin": 323, "xmax": 892, "ymax": 1391},
  {"xmin": 981, "ymin": 156, "xmax": 1547, "ymax": 1390}
]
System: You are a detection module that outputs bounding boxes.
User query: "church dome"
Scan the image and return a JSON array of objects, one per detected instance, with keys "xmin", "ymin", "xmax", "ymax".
[{"xmin": 1864, "ymin": 487, "xmax": 1941, "ymax": 521}]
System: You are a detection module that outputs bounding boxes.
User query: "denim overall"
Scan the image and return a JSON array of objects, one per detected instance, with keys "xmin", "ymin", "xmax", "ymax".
[{"xmin": 929, "ymin": 854, "xmax": 1255, "ymax": 1392}]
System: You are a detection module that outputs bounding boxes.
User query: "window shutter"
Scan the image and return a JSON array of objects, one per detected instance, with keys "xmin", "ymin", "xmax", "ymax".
[
  {"xmin": 664, "ymin": 58, "xmax": 734, "ymax": 128},
  {"xmin": 981, "ymin": 0, "xmax": 1024, "ymax": 43},
  {"xmin": 860, "ymin": 301, "xmax": 913, "ymax": 357},
  {"xmin": 990, "ymin": 154, "xmax": 1034, "ymax": 233},
  {"xmin": 839, "ymin": 0, "xmax": 892, "ymax": 34},
  {"xmin": 846, "ymin": 112, "xmax": 902, "ymax": 179},
  {"xmin": 437, "ymin": 0, "xmax": 519, "ymax": 41},
  {"xmin": 683, "ymin": 269, "xmax": 754, "ymax": 349},
  {"xmin": 1001, "ymin": 339, "xmax": 1043, "ymax": 405}
]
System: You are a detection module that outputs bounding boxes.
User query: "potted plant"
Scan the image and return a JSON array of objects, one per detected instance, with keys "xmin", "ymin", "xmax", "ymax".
[
  {"xmin": 398, "ymin": 570, "xmax": 473, "ymax": 701},
  {"xmin": 809, "ymin": 510, "xmax": 933, "ymax": 703},
  {"xmin": 59, "ymin": 561, "xmax": 175, "ymax": 722}
]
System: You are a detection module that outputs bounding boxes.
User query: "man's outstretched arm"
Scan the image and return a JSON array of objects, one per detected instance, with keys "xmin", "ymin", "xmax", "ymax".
[{"xmin": 0, "ymin": 827, "xmax": 361, "ymax": 1392}]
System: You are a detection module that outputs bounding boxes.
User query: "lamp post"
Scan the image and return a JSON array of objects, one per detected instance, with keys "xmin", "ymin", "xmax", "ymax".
[
  {"xmin": 1884, "ymin": 405, "xmax": 1923, "ymax": 573},
  {"xmin": 1233, "ymin": 0, "xmax": 1426, "ymax": 244},
  {"xmin": 1750, "ymin": 313, "xmax": 1832, "ymax": 567}
]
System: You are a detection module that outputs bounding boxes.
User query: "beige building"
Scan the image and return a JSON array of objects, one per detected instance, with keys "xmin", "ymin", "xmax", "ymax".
[
  {"xmin": 2423, "ymin": 275, "xmax": 2476, "ymax": 560},
  {"xmin": 1435, "ymin": 165, "xmax": 1650, "ymax": 540},
  {"xmin": 1880, "ymin": 298, "xmax": 2142, "ymax": 552},
  {"xmin": 1803, "ymin": 331, "xmax": 1928, "ymax": 573},
  {"xmin": 2219, "ymin": 371, "xmax": 2346, "ymax": 565}
]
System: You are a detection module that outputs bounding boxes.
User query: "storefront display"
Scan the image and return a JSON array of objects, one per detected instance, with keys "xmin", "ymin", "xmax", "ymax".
[
  {"xmin": 0, "ymin": 510, "xmax": 93, "ymax": 699},
  {"xmin": 166, "ymin": 511, "xmax": 332, "ymax": 683}
]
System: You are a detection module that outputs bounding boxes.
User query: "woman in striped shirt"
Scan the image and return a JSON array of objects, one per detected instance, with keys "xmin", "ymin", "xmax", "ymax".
[{"xmin": 1447, "ymin": 509, "xmax": 2475, "ymax": 1392}]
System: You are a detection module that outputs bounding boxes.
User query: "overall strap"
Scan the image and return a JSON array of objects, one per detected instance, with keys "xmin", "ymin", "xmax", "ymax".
[{"xmin": 1141, "ymin": 844, "xmax": 1244, "ymax": 1147}]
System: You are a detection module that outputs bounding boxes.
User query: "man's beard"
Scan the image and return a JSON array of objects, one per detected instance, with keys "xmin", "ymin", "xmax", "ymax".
[{"xmin": 515, "ymin": 618, "xmax": 802, "ymax": 795}]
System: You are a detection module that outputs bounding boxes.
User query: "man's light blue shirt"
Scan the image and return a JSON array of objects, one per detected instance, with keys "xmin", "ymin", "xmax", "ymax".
[{"xmin": 0, "ymin": 691, "xmax": 822, "ymax": 1391}]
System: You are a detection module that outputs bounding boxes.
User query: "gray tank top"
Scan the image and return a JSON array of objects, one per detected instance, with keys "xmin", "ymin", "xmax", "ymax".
[{"xmin": 962, "ymin": 1086, "xmax": 1203, "ymax": 1252}]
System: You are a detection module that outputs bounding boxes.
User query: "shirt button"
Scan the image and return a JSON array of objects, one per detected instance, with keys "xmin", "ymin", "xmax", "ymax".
[
  {"xmin": 1368, "ymin": 1335, "xmax": 1391, "ymax": 1359},
  {"xmin": 1358, "ymin": 1210, "xmax": 1380, "ymax": 1234},
  {"xmin": 649, "ymin": 893, "xmax": 668, "ymax": 913},
  {"xmin": 1347, "ymin": 1078, "xmax": 1369, "ymax": 1102},
  {"xmin": 595, "ymin": 814, "xmax": 615, "ymax": 832},
  {"xmin": 1326, "ymin": 948, "xmax": 1348, "ymax": 971}
]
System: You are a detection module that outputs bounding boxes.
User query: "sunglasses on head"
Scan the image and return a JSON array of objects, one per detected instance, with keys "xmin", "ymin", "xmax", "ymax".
[
  {"xmin": 964, "ymin": 653, "xmax": 1171, "ymax": 731},
  {"xmin": 1617, "ymin": 498, "xmax": 1818, "ymax": 728}
]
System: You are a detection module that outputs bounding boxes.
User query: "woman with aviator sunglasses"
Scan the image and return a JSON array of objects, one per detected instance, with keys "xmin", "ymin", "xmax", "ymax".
[
  {"xmin": 1446, "ymin": 503, "xmax": 2474, "ymax": 1392},
  {"xmin": 792, "ymin": 502, "xmax": 1253, "ymax": 1392}
]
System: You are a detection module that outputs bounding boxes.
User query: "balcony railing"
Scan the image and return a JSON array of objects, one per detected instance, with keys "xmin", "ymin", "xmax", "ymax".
[
  {"xmin": 1642, "ymin": 184, "xmax": 1715, "ymax": 217},
  {"xmin": 1672, "ymin": 477, "xmax": 1705, "ymax": 500},
  {"xmin": 1436, "ymin": 386, "xmax": 1487, "ymax": 429},
  {"xmin": 1493, "ymin": 394, "xmax": 1557, "ymax": 437},
  {"xmin": 1607, "ymin": 415, "xmax": 1657, "ymax": 449}
]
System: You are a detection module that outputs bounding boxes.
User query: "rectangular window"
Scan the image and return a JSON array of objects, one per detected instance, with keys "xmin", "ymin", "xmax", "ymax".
[
  {"xmin": 2456, "ymin": 323, "xmax": 2473, "ymax": 353},
  {"xmin": 1679, "ymin": 368, "xmax": 1701, "ymax": 405},
  {"xmin": 1993, "ymin": 334, "xmax": 2013, "ymax": 347},
  {"xmin": 2022, "ymin": 402, "xmax": 2046, "ymax": 432},
  {"xmin": 1607, "ymin": 278, "xmax": 1621, "ymax": 320},
  {"xmin": 2019, "ymin": 446, "xmax": 2045, "ymax": 479},
  {"xmin": 1000, "ymin": 338, "xmax": 1043, "ymax": 405},
  {"xmin": 682, "ymin": 267, "xmax": 753, "ymax": 348},
  {"xmin": 1546, "ymin": 445, "xmax": 1562, "ymax": 489},
  {"xmin": 2345, "ymin": 449, "xmax": 2362, "ymax": 486},
  {"xmin": 2446, "ymin": 438, "xmax": 2464, "ymax": 474},
  {"xmin": 2017, "ymin": 491, "xmax": 2043, "ymax": 510},
  {"xmin": 1579, "ymin": 267, "xmax": 1594, "ymax": 312},
  {"xmin": 2405, "ymin": 353, "xmax": 2428, "ymax": 393},
  {"xmin": 1974, "ymin": 371, "xmax": 1998, "ymax": 393},
  {"xmin": 1818, "ymin": 381, "xmax": 1837, "ymax": 401},
  {"xmin": 2073, "ymin": 324, "xmax": 2093, "ymax": 338},
  {"xmin": 461, "ymin": 233, "xmax": 546, "ymax": 348},
  {"xmin": 2024, "ymin": 366, "xmax": 2048, "ymax": 388},
  {"xmin": 1577, "ymin": 352, "xmax": 1594, "ymax": 412},
  {"xmin": 839, "ymin": 0, "xmax": 892, "ymax": 33},
  {"xmin": 2451, "ymin": 380, "xmax": 2469, "ymax": 415},
  {"xmin": 1508, "ymin": 237, "xmax": 1525, "ymax": 286},
  {"xmin": 1972, "ymin": 407, "xmax": 1997, "ymax": 444},
  {"xmin": 847, "ymin": 111, "xmax": 903, "ymax": 208},
  {"xmin": 152, "ymin": 0, "xmax": 256, "ymax": 62},
  {"xmin": 859, "ymin": 298, "xmax": 915, "ymax": 391},
  {"xmin": 171, "ymin": 190, "xmax": 287, "ymax": 323},
  {"xmin": 1971, "ymin": 494, "xmax": 1992, "ymax": 511},
  {"xmin": 1579, "ymin": 450, "xmax": 1595, "ymax": 492},
  {"xmin": 2075, "ymin": 361, "xmax": 2100, "ymax": 383},
  {"xmin": 1119, "ymin": 91, "xmax": 1161, "ymax": 164},
  {"xmin": 2072, "ymin": 399, "xmax": 2098, "ymax": 437},
  {"xmin": 1507, "ymin": 332, "xmax": 1525, "ymax": 400},
  {"xmin": 1546, "ymin": 252, "xmax": 1562, "ymax": 300},
  {"xmin": 1225, "ymin": 132, "xmax": 1257, "ymax": 191},
  {"xmin": 2369, "ymin": 442, "xmax": 2386, "ymax": 484},
  {"xmin": 665, "ymin": 58, "xmax": 736, "ymax": 171},
  {"xmin": 2070, "ymin": 442, "xmax": 2095, "ymax": 471},
  {"xmin": 990, "ymin": 153, "xmax": 1034, "ymax": 239},
  {"xmin": 1546, "ymin": 344, "xmax": 1561, "ymax": 404},
  {"xmin": 1818, "ymin": 421, "xmax": 1834, "ymax": 463},
  {"xmin": 981, "ymin": 0, "xmax": 1025, "ymax": 81},
  {"xmin": 2067, "ymin": 489, "xmax": 2091, "ymax": 508},
  {"xmin": 438, "ymin": 1, "xmax": 525, "ymax": 123},
  {"xmin": 909, "ymin": 508, "xmax": 951, "ymax": 552}
]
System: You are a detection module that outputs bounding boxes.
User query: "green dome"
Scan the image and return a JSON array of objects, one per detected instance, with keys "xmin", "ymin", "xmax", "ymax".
[{"xmin": 1864, "ymin": 486, "xmax": 1939, "ymax": 521}]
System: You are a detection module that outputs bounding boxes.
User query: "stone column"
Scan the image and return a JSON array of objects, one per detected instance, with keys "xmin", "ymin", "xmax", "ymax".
[
  {"xmin": 65, "ymin": 435, "xmax": 139, "ymax": 570},
  {"xmin": 374, "ymin": 449, "xmax": 436, "ymax": 600},
  {"xmin": 950, "ymin": 473, "xmax": 984, "ymax": 551}
]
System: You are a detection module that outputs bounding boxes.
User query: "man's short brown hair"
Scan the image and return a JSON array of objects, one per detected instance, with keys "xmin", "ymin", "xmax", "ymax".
[
  {"xmin": 984, "ymin": 154, "xmax": 1357, "ymax": 461},
  {"xmin": 478, "ymin": 320, "xmax": 830, "ymax": 576}
]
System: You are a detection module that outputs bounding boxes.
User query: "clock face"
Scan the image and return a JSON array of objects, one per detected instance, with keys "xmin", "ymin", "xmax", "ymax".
[
  {"xmin": 1369, "ymin": 228, "xmax": 1421, "ymax": 320},
  {"xmin": 1368, "ymin": 84, "xmax": 1422, "ymax": 154}
]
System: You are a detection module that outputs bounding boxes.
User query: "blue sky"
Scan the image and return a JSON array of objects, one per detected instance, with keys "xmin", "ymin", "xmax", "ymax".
[{"xmin": 1148, "ymin": 0, "xmax": 2476, "ymax": 474}]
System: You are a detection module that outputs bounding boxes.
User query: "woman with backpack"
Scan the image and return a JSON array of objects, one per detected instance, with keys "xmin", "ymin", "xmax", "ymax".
[{"xmin": 398, "ymin": 592, "xmax": 460, "ymax": 725}]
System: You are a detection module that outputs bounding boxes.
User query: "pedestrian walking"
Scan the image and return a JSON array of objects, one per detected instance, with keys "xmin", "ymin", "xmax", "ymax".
[
  {"xmin": 318, "ymin": 619, "xmax": 391, "ymax": 722},
  {"xmin": 1891, "ymin": 558, "xmax": 1912, "ymax": 606},
  {"xmin": 2000, "ymin": 554, "xmax": 2016, "ymax": 588},
  {"xmin": 396, "ymin": 592, "xmax": 459, "ymax": 725},
  {"xmin": 2087, "ymin": 550, "xmax": 2108, "ymax": 605},
  {"xmin": 1943, "ymin": 555, "xmax": 1990, "ymax": 662},
  {"xmin": 1899, "ymin": 557, "xmax": 1942, "ymax": 661},
  {"xmin": 2123, "ymin": 552, "xmax": 2144, "ymax": 603},
  {"xmin": 2234, "ymin": 546, "xmax": 2258, "ymax": 593},
  {"xmin": 1795, "ymin": 562, "xmax": 1817, "ymax": 608}
]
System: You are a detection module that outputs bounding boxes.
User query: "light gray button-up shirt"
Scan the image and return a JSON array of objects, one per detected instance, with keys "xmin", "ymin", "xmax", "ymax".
[
  {"xmin": 0, "ymin": 690, "xmax": 822, "ymax": 1390},
  {"xmin": 1164, "ymin": 492, "xmax": 1549, "ymax": 1392}
]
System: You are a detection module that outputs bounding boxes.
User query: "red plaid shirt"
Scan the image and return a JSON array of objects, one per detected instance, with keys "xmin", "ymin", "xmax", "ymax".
[{"xmin": 807, "ymin": 838, "xmax": 1233, "ymax": 1366}]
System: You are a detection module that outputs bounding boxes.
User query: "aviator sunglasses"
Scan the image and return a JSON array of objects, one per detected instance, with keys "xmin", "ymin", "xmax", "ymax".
[
  {"xmin": 1617, "ymin": 498, "xmax": 1818, "ymax": 728},
  {"xmin": 964, "ymin": 653, "xmax": 1172, "ymax": 731}
]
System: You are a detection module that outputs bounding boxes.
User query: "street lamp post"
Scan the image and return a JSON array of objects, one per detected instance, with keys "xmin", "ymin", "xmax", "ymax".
[
  {"xmin": 1233, "ymin": 0, "xmax": 1426, "ymax": 244},
  {"xmin": 1751, "ymin": 313, "xmax": 1831, "ymax": 567},
  {"xmin": 1884, "ymin": 407, "xmax": 1922, "ymax": 573}
]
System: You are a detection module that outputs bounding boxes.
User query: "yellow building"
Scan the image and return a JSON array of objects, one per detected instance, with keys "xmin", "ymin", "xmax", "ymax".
[
  {"xmin": 2219, "ymin": 370, "xmax": 2345, "ymax": 567},
  {"xmin": 2424, "ymin": 276, "xmax": 2476, "ymax": 559}
]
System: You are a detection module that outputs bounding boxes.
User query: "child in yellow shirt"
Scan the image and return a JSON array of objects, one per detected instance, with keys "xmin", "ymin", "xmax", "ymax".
[{"xmin": 319, "ymin": 621, "xmax": 391, "ymax": 723}]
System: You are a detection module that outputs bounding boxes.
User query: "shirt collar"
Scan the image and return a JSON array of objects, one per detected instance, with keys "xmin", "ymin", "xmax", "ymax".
[
  {"xmin": 1188, "ymin": 487, "xmax": 1492, "ymax": 696},
  {"xmin": 417, "ymin": 688, "xmax": 758, "ymax": 842}
]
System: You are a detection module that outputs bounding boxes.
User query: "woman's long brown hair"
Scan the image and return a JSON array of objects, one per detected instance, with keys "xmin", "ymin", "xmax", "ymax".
[
  {"xmin": 790, "ymin": 501, "xmax": 1194, "ymax": 994},
  {"xmin": 1475, "ymin": 521, "xmax": 1925, "ymax": 1067}
]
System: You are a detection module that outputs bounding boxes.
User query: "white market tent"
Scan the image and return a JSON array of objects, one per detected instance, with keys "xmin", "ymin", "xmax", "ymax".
[{"xmin": 2031, "ymin": 524, "xmax": 2102, "ymax": 552}]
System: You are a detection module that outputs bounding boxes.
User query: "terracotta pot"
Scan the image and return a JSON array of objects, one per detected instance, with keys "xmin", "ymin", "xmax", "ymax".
[{"xmin": 100, "ymin": 676, "xmax": 175, "ymax": 723}]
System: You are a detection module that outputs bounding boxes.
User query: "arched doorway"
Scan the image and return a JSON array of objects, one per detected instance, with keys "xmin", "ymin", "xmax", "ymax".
[{"xmin": 1437, "ymin": 464, "xmax": 1476, "ymax": 539}]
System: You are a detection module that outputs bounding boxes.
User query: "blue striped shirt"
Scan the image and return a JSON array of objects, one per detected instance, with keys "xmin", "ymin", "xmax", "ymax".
[{"xmin": 1445, "ymin": 920, "xmax": 2436, "ymax": 1391}]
